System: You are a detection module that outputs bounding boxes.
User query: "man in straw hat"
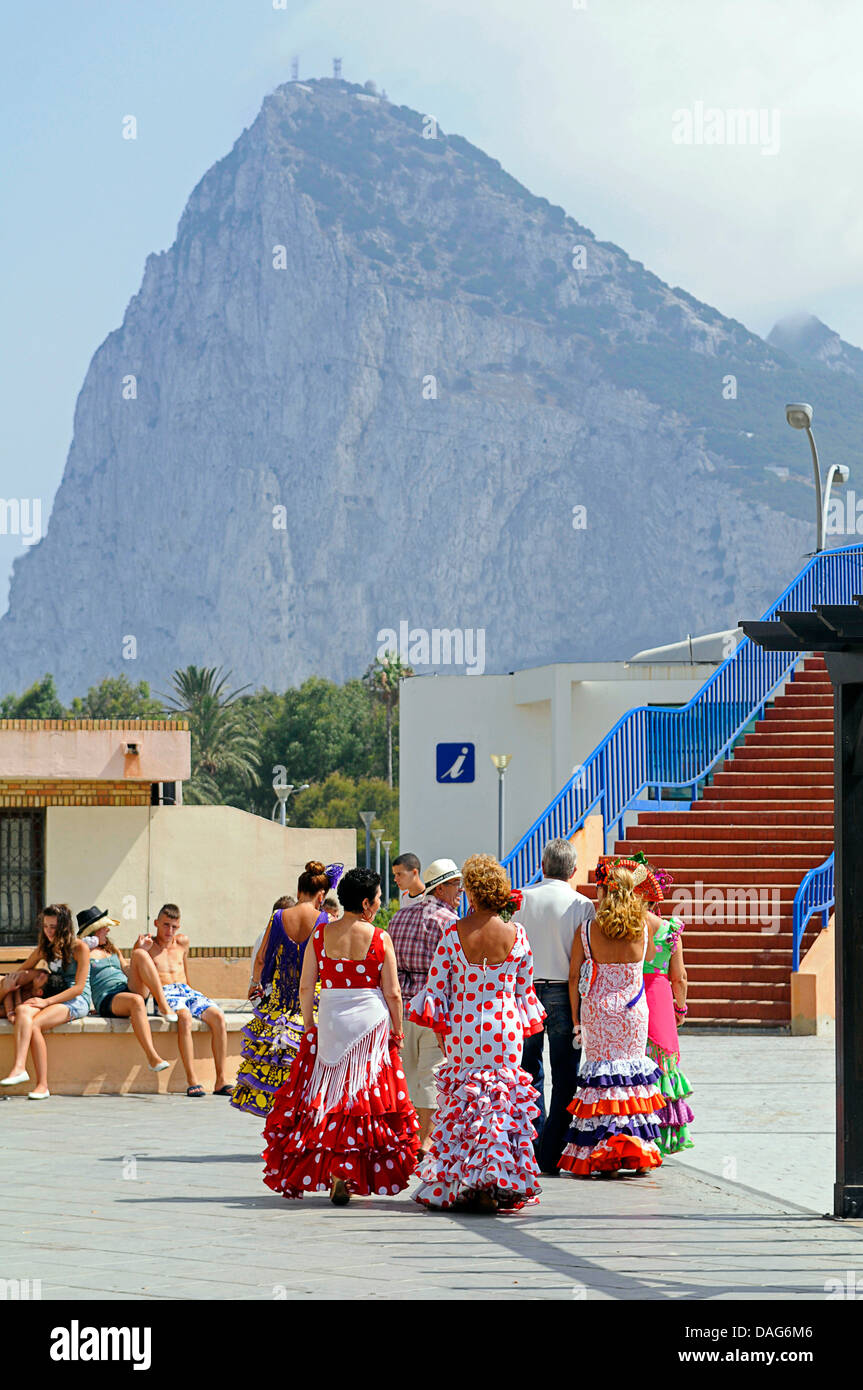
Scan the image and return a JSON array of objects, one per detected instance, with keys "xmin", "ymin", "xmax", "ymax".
[{"xmin": 388, "ymin": 857, "xmax": 461, "ymax": 1152}]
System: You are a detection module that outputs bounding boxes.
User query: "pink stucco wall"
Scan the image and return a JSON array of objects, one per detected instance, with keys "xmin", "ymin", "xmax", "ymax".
[{"xmin": 0, "ymin": 726, "xmax": 191, "ymax": 782}]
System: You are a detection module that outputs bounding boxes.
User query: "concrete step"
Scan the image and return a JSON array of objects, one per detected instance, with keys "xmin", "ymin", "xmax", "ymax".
[
  {"xmin": 720, "ymin": 759, "xmax": 834, "ymax": 777},
  {"xmin": 636, "ymin": 809, "xmax": 833, "ymax": 826},
  {"xmin": 609, "ymin": 851, "xmax": 828, "ymax": 871},
  {"xmin": 687, "ymin": 980, "xmax": 790, "ymax": 1002},
  {"xmin": 625, "ymin": 826, "xmax": 834, "ymax": 843},
  {"xmin": 687, "ymin": 998, "xmax": 790, "ymax": 1022}
]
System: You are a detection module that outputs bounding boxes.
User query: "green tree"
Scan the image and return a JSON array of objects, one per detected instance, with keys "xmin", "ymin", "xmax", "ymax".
[
  {"xmin": 163, "ymin": 665, "xmax": 259, "ymax": 804},
  {"xmin": 254, "ymin": 676, "xmax": 388, "ymax": 812},
  {"xmin": 0, "ymin": 674, "xmax": 65, "ymax": 719},
  {"xmin": 67, "ymin": 675, "xmax": 165, "ymax": 720},
  {"xmin": 362, "ymin": 655, "xmax": 413, "ymax": 787},
  {"xmin": 291, "ymin": 772, "xmax": 398, "ymax": 863}
]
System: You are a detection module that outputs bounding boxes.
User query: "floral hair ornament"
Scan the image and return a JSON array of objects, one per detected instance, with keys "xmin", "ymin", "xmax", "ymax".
[
  {"xmin": 499, "ymin": 889, "xmax": 523, "ymax": 922},
  {"xmin": 325, "ymin": 863, "xmax": 346, "ymax": 891},
  {"xmin": 595, "ymin": 852, "xmax": 666, "ymax": 904}
]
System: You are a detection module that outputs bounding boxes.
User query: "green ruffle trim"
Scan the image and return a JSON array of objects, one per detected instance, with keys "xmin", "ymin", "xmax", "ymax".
[
  {"xmin": 658, "ymin": 1066, "xmax": 692, "ymax": 1102},
  {"xmin": 647, "ymin": 1040, "xmax": 693, "ymax": 1101},
  {"xmin": 657, "ymin": 1123, "xmax": 694, "ymax": 1155}
]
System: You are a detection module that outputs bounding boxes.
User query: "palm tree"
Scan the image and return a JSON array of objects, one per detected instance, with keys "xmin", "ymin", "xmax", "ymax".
[
  {"xmin": 163, "ymin": 666, "xmax": 259, "ymax": 805},
  {"xmin": 362, "ymin": 655, "xmax": 413, "ymax": 788}
]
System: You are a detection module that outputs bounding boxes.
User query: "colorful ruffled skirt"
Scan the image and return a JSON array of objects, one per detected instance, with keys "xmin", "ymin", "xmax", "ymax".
[
  {"xmin": 647, "ymin": 1040, "xmax": 694, "ymax": 1153},
  {"xmin": 231, "ymin": 985, "xmax": 319, "ymax": 1119},
  {"xmin": 262, "ymin": 1027, "xmax": 419, "ymax": 1198},
  {"xmin": 559, "ymin": 1056, "xmax": 665, "ymax": 1176},
  {"xmin": 644, "ymin": 973, "xmax": 693, "ymax": 1154},
  {"xmin": 414, "ymin": 1061, "xmax": 542, "ymax": 1211}
]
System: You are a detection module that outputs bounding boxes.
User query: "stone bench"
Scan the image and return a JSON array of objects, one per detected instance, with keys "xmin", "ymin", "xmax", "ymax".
[{"xmin": 0, "ymin": 1000, "xmax": 253, "ymax": 1096}]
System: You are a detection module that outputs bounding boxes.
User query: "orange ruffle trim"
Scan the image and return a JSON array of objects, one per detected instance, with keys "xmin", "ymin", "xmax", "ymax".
[
  {"xmin": 560, "ymin": 1135, "xmax": 662, "ymax": 1176},
  {"xmin": 569, "ymin": 1091, "xmax": 667, "ymax": 1120}
]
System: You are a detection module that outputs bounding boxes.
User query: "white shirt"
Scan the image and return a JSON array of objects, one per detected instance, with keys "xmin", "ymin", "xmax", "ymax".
[
  {"xmin": 249, "ymin": 929, "xmax": 266, "ymax": 990},
  {"xmin": 517, "ymin": 877, "xmax": 595, "ymax": 983}
]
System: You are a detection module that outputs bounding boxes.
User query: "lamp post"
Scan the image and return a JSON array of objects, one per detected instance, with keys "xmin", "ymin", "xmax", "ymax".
[
  {"xmin": 271, "ymin": 782, "xmax": 309, "ymax": 827},
  {"xmin": 382, "ymin": 840, "xmax": 392, "ymax": 907},
  {"xmin": 490, "ymin": 754, "xmax": 512, "ymax": 860},
  {"xmin": 359, "ymin": 811, "xmax": 376, "ymax": 869},
  {"xmin": 373, "ymin": 827, "xmax": 384, "ymax": 876},
  {"xmin": 785, "ymin": 403, "xmax": 850, "ymax": 552}
]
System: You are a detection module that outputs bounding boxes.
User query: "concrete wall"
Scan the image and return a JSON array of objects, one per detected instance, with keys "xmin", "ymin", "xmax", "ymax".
[
  {"xmin": 44, "ymin": 805, "xmax": 355, "ymax": 949},
  {"xmin": 399, "ymin": 661, "xmax": 714, "ymax": 870},
  {"xmin": 791, "ymin": 918, "xmax": 835, "ymax": 1036}
]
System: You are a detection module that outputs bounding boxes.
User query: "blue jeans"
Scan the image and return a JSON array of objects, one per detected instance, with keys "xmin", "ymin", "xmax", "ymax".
[{"xmin": 521, "ymin": 982, "xmax": 581, "ymax": 1173}]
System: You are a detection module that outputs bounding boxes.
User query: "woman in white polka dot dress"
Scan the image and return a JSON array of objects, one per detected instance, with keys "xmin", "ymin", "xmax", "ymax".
[
  {"xmin": 409, "ymin": 855, "xmax": 546, "ymax": 1214},
  {"xmin": 263, "ymin": 868, "xmax": 419, "ymax": 1205}
]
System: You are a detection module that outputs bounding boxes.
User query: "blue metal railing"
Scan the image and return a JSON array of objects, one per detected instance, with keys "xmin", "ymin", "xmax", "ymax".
[
  {"xmin": 503, "ymin": 544, "xmax": 862, "ymax": 891},
  {"xmin": 792, "ymin": 853, "xmax": 834, "ymax": 971}
]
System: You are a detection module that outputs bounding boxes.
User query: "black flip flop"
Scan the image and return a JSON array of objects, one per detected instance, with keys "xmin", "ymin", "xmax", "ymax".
[
  {"xmin": 213, "ymin": 1084, "xmax": 234, "ymax": 1096},
  {"xmin": 186, "ymin": 1084, "xmax": 205, "ymax": 1097}
]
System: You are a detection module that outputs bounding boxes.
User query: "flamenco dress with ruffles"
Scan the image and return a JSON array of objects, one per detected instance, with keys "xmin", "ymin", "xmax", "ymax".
[
  {"xmin": 559, "ymin": 920, "xmax": 664, "ymax": 1176},
  {"xmin": 262, "ymin": 923, "xmax": 419, "ymax": 1198},
  {"xmin": 231, "ymin": 909, "xmax": 323, "ymax": 1119},
  {"xmin": 409, "ymin": 919, "xmax": 545, "ymax": 1212},
  {"xmin": 644, "ymin": 915, "xmax": 694, "ymax": 1153}
]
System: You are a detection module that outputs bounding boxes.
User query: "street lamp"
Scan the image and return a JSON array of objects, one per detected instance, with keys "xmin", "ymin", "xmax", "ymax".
[
  {"xmin": 359, "ymin": 810, "xmax": 376, "ymax": 869},
  {"xmin": 271, "ymin": 782, "xmax": 309, "ymax": 827},
  {"xmin": 373, "ymin": 827, "xmax": 384, "ymax": 876},
  {"xmin": 490, "ymin": 754, "xmax": 512, "ymax": 860},
  {"xmin": 381, "ymin": 840, "xmax": 392, "ymax": 907},
  {"xmin": 785, "ymin": 403, "xmax": 850, "ymax": 552}
]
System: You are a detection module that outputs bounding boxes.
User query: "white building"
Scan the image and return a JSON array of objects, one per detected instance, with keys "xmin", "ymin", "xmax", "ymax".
[{"xmin": 399, "ymin": 631, "xmax": 736, "ymax": 871}]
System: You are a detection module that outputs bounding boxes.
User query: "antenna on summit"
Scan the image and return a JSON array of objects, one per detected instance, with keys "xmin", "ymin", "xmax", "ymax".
[
  {"xmin": 290, "ymin": 56, "xmax": 299, "ymax": 82},
  {"xmin": 333, "ymin": 58, "xmax": 342, "ymax": 79}
]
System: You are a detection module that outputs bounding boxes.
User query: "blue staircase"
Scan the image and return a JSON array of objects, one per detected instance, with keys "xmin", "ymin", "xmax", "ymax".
[{"xmin": 503, "ymin": 545, "xmax": 862, "ymax": 961}]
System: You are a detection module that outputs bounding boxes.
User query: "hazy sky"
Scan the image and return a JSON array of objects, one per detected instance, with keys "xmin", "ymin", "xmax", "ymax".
[{"xmin": 3, "ymin": 0, "xmax": 862, "ymax": 608}]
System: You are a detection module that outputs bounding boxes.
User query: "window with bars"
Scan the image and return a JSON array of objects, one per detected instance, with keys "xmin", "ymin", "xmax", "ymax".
[{"xmin": 0, "ymin": 811, "xmax": 45, "ymax": 947}]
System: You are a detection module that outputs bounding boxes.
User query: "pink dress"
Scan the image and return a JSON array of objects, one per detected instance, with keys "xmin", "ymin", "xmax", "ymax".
[
  {"xmin": 559, "ymin": 920, "xmax": 664, "ymax": 1176},
  {"xmin": 409, "ymin": 919, "xmax": 546, "ymax": 1210}
]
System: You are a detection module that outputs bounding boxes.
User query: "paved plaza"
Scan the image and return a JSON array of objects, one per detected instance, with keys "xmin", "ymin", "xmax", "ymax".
[{"xmin": 0, "ymin": 1032, "xmax": 856, "ymax": 1300}]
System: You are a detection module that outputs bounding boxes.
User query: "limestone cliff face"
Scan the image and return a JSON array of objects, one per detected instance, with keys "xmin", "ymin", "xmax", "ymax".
[{"xmin": 4, "ymin": 78, "xmax": 855, "ymax": 697}]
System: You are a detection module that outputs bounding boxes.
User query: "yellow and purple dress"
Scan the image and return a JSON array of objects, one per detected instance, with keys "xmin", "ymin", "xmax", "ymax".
[{"xmin": 231, "ymin": 910, "xmax": 323, "ymax": 1119}]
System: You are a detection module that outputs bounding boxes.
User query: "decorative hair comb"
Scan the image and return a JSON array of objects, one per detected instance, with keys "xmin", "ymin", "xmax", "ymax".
[{"xmin": 325, "ymin": 863, "xmax": 345, "ymax": 890}]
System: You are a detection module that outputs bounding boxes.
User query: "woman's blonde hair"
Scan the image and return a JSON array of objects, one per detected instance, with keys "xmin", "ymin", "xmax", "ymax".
[
  {"xmin": 596, "ymin": 866, "xmax": 646, "ymax": 942},
  {"xmin": 462, "ymin": 854, "xmax": 511, "ymax": 913}
]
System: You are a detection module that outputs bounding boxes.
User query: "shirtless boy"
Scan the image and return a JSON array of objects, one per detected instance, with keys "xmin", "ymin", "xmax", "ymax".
[{"xmin": 136, "ymin": 904, "xmax": 232, "ymax": 1098}]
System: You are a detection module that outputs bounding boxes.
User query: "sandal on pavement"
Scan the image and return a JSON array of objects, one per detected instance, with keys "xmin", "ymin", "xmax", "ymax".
[
  {"xmin": 28, "ymin": 1090, "xmax": 50, "ymax": 1100},
  {"xmin": 186, "ymin": 1084, "xmax": 205, "ymax": 1097},
  {"xmin": 213, "ymin": 1084, "xmax": 234, "ymax": 1096}
]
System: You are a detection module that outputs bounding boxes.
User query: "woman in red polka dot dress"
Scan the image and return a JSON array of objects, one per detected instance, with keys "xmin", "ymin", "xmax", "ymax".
[
  {"xmin": 409, "ymin": 855, "xmax": 546, "ymax": 1214},
  {"xmin": 262, "ymin": 868, "xmax": 419, "ymax": 1205}
]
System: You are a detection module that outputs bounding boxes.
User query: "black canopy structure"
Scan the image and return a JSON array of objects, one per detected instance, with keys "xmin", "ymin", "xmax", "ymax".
[{"xmin": 740, "ymin": 598, "xmax": 863, "ymax": 1218}]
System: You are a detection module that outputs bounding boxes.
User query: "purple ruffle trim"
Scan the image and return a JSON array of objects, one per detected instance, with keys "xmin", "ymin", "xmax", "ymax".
[
  {"xmin": 565, "ymin": 1115, "xmax": 662, "ymax": 1150},
  {"xmin": 580, "ymin": 1066, "xmax": 661, "ymax": 1090},
  {"xmin": 655, "ymin": 1097, "xmax": 694, "ymax": 1127}
]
